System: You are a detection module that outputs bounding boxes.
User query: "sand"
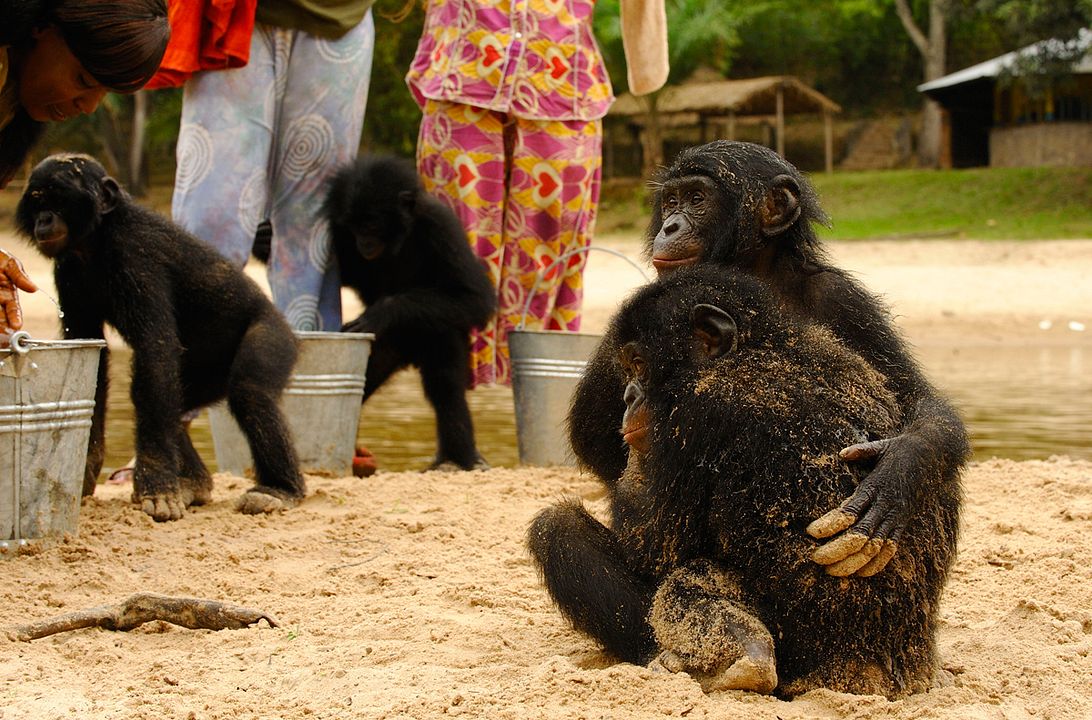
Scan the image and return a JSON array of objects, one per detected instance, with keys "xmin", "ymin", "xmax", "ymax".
[{"xmin": 2, "ymin": 233, "xmax": 1091, "ymax": 719}]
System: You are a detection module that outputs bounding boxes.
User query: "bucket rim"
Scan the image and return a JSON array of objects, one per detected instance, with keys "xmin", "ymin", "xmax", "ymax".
[
  {"xmin": 508, "ymin": 329, "xmax": 604, "ymax": 340},
  {"xmin": 0, "ymin": 338, "xmax": 107, "ymax": 354},
  {"xmin": 294, "ymin": 331, "xmax": 376, "ymax": 341}
]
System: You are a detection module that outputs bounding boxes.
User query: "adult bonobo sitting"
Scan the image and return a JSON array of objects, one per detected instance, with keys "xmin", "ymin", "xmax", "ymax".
[{"xmin": 569, "ymin": 140, "xmax": 970, "ymax": 577}]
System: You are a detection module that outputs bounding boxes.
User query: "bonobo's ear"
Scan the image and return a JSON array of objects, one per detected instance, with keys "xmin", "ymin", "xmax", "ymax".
[
  {"xmin": 759, "ymin": 174, "xmax": 801, "ymax": 237},
  {"xmin": 398, "ymin": 189, "xmax": 417, "ymax": 216},
  {"xmin": 690, "ymin": 303, "xmax": 738, "ymax": 359},
  {"xmin": 100, "ymin": 176, "xmax": 121, "ymax": 215}
]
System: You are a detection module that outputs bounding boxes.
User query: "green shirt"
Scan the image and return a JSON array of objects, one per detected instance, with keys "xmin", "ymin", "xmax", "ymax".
[{"xmin": 256, "ymin": 0, "xmax": 375, "ymax": 39}]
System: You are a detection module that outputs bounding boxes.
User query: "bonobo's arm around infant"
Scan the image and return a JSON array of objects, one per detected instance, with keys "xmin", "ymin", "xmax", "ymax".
[{"xmin": 568, "ymin": 140, "xmax": 969, "ymax": 576}]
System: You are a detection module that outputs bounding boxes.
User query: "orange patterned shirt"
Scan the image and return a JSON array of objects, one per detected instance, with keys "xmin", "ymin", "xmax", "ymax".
[{"xmin": 406, "ymin": 0, "xmax": 615, "ymax": 122}]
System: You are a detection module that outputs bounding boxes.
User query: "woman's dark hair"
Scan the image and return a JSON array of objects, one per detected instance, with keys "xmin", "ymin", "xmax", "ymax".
[
  {"xmin": 0, "ymin": 0, "xmax": 169, "ymax": 187},
  {"xmin": 51, "ymin": 0, "xmax": 170, "ymax": 92}
]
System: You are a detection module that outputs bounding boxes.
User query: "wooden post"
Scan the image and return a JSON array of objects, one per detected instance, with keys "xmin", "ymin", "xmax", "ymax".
[
  {"xmin": 824, "ymin": 109, "xmax": 833, "ymax": 174},
  {"xmin": 775, "ymin": 84, "xmax": 785, "ymax": 157}
]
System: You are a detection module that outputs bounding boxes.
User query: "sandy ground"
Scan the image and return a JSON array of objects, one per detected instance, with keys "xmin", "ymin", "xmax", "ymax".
[{"xmin": 2, "ymin": 233, "xmax": 1091, "ymax": 719}]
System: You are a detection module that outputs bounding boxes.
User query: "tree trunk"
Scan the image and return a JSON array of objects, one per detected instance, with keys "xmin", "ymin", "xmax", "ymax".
[
  {"xmin": 128, "ymin": 91, "xmax": 148, "ymax": 196},
  {"xmin": 638, "ymin": 93, "xmax": 664, "ymax": 179},
  {"xmin": 895, "ymin": 0, "xmax": 949, "ymax": 168}
]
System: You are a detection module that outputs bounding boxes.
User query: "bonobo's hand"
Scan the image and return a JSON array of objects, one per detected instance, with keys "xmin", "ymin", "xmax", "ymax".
[
  {"xmin": 807, "ymin": 436, "xmax": 913, "ymax": 577},
  {"xmin": 0, "ymin": 248, "xmax": 38, "ymax": 347}
]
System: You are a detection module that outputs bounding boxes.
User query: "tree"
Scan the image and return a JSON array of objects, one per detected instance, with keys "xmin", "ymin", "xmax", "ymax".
[{"xmin": 894, "ymin": 0, "xmax": 951, "ymax": 168}]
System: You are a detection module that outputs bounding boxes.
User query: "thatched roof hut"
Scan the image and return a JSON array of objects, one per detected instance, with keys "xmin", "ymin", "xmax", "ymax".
[{"xmin": 610, "ymin": 74, "xmax": 842, "ymax": 172}]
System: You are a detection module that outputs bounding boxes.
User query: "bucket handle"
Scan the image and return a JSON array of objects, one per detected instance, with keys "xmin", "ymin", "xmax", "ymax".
[
  {"xmin": 516, "ymin": 246, "xmax": 650, "ymax": 330},
  {"xmin": 8, "ymin": 330, "xmax": 33, "ymax": 355}
]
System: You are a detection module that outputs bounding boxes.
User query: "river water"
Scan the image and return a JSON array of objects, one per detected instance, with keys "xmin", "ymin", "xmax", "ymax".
[{"xmin": 98, "ymin": 341, "xmax": 1091, "ymax": 477}]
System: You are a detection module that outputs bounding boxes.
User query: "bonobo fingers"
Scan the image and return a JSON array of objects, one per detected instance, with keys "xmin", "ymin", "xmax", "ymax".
[
  {"xmin": 838, "ymin": 436, "xmax": 896, "ymax": 462},
  {"xmin": 806, "ymin": 435, "xmax": 914, "ymax": 576}
]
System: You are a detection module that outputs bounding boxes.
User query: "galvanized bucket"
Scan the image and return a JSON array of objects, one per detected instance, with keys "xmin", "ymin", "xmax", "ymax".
[
  {"xmin": 509, "ymin": 247, "xmax": 649, "ymax": 466},
  {"xmin": 207, "ymin": 331, "xmax": 373, "ymax": 477},
  {"xmin": 1, "ymin": 332, "xmax": 105, "ymax": 552}
]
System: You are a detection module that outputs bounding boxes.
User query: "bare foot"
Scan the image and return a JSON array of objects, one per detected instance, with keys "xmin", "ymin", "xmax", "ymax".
[
  {"xmin": 234, "ymin": 486, "xmax": 302, "ymax": 515},
  {"xmin": 650, "ymin": 647, "xmax": 777, "ymax": 694},
  {"xmin": 138, "ymin": 492, "xmax": 187, "ymax": 522}
]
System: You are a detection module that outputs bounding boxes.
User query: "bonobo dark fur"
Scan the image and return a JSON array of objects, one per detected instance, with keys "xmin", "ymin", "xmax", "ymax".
[
  {"xmin": 324, "ymin": 154, "xmax": 496, "ymax": 470},
  {"xmin": 569, "ymin": 140, "xmax": 970, "ymax": 579},
  {"xmin": 15, "ymin": 154, "xmax": 305, "ymax": 522},
  {"xmin": 529, "ymin": 266, "xmax": 962, "ymax": 697}
]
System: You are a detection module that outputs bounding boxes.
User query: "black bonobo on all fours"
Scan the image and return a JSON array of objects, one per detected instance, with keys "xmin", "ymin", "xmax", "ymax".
[
  {"xmin": 15, "ymin": 153, "xmax": 305, "ymax": 522},
  {"xmin": 323, "ymin": 154, "xmax": 496, "ymax": 471}
]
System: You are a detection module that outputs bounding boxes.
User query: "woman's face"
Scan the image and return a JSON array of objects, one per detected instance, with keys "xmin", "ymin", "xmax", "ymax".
[{"xmin": 17, "ymin": 25, "xmax": 108, "ymax": 123}]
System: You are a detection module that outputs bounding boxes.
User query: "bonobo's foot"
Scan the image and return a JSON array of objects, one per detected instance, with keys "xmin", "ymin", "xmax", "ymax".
[
  {"xmin": 180, "ymin": 474, "xmax": 213, "ymax": 506},
  {"xmin": 131, "ymin": 481, "xmax": 209, "ymax": 522},
  {"xmin": 426, "ymin": 453, "xmax": 490, "ymax": 472},
  {"xmin": 234, "ymin": 486, "xmax": 303, "ymax": 515},
  {"xmin": 649, "ymin": 641, "xmax": 777, "ymax": 694}
]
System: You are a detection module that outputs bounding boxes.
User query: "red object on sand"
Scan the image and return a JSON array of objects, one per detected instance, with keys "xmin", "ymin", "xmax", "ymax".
[{"xmin": 352, "ymin": 446, "xmax": 377, "ymax": 478}]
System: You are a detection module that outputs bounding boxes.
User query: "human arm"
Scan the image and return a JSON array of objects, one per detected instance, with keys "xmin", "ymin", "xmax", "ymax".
[{"xmin": 619, "ymin": 0, "xmax": 669, "ymax": 96}]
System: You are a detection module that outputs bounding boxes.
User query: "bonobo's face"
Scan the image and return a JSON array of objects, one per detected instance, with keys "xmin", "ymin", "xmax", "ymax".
[
  {"xmin": 619, "ymin": 341, "xmax": 652, "ymax": 455},
  {"xmin": 348, "ymin": 212, "xmax": 388, "ymax": 261},
  {"xmin": 336, "ymin": 188, "xmax": 417, "ymax": 262},
  {"xmin": 14, "ymin": 155, "xmax": 118, "ymax": 258},
  {"xmin": 651, "ymin": 175, "xmax": 726, "ymax": 275}
]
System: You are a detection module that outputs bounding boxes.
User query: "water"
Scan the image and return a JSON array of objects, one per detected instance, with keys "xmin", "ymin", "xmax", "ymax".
[{"xmin": 99, "ymin": 343, "xmax": 1091, "ymax": 478}]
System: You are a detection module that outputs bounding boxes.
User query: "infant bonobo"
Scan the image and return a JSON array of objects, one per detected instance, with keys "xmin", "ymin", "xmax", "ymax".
[
  {"xmin": 15, "ymin": 154, "xmax": 305, "ymax": 521},
  {"xmin": 529, "ymin": 266, "xmax": 962, "ymax": 698},
  {"xmin": 324, "ymin": 154, "xmax": 496, "ymax": 470}
]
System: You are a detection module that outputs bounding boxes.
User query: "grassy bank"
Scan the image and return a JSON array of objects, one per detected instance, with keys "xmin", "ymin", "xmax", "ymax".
[{"xmin": 598, "ymin": 166, "xmax": 1092, "ymax": 241}]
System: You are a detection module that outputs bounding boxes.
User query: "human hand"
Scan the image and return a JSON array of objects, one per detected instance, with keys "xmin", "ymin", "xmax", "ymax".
[
  {"xmin": 806, "ymin": 436, "xmax": 912, "ymax": 577},
  {"xmin": 0, "ymin": 248, "xmax": 39, "ymax": 347}
]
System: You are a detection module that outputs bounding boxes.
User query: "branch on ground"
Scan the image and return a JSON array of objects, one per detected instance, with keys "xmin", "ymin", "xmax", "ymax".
[{"xmin": 7, "ymin": 592, "xmax": 280, "ymax": 641}]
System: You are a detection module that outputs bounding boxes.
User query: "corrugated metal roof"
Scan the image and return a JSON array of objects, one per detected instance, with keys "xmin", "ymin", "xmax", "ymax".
[
  {"xmin": 609, "ymin": 75, "xmax": 841, "ymax": 117},
  {"xmin": 919, "ymin": 28, "xmax": 1092, "ymax": 93}
]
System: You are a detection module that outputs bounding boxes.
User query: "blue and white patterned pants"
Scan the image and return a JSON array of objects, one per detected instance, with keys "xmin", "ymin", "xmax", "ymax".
[{"xmin": 172, "ymin": 15, "xmax": 374, "ymax": 331}]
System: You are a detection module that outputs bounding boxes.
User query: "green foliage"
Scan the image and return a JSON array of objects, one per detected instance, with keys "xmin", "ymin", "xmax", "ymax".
[
  {"xmin": 810, "ymin": 167, "xmax": 1092, "ymax": 240},
  {"xmin": 360, "ymin": 2, "xmax": 426, "ymax": 157}
]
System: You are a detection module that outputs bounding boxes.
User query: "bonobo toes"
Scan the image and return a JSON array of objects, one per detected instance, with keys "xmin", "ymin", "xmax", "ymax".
[
  {"xmin": 649, "ymin": 644, "xmax": 777, "ymax": 694},
  {"xmin": 234, "ymin": 486, "xmax": 303, "ymax": 515},
  {"xmin": 138, "ymin": 493, "xmax": 188, "ymax": 522}
]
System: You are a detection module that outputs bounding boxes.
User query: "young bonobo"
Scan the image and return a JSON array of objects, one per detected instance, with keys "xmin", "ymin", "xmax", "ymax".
[
  {"xmin": 529, "ymin": 266, "xmax": 962, "ymax": 697},
  {"xmin": 15, "ymin": 154, "xmax": 305, "ymax": 521},
  {"xmin": 324, "ymin": 154, "xmax": 496, "ymax": 470},
  {"xmin": 569, "ymin": 140, "xmax": 970, "ymax": 578}
]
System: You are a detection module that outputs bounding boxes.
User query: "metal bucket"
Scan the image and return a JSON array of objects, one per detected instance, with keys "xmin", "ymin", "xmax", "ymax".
[
  {"xmin": 1, "ymin": 332, "xmax": 105, "ymax": 552},
  {"xmin": 207, "ymin": 331, "xmax": 373, "ymax": 477},
  {"xmin": 509, "ymin": 247, "xmax": 649, "ymax": 466}
]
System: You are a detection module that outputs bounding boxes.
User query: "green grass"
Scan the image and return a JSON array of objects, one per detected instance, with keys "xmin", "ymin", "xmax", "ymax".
[
  {"xmin": 810, "ymin": 167, "xmax": 1092, "ymax": 240},
  {"xmin": 595, "ymin": 166, "xmax": 1092, "ymax": 241}
]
